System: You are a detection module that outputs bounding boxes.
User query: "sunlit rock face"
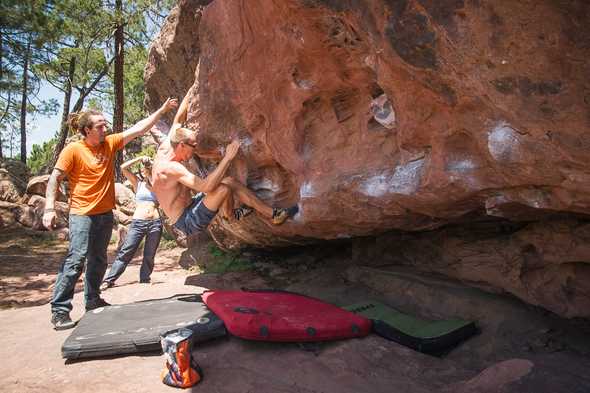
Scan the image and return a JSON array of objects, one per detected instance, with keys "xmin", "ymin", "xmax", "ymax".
[{"xmin": 145, "ymin": 1, "xmax": 590, "ymax": 316}]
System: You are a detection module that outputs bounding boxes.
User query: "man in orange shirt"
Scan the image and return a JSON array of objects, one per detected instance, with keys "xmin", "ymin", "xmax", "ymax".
[{"xmin": 43, "ymin": 98, "xmax": 178, "ymax": 330}]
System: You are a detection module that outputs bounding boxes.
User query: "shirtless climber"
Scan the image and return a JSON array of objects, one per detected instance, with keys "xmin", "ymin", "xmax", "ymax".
[{"xmin": 152, "ymin": 90, "xmax": 298, "ymax": 236}]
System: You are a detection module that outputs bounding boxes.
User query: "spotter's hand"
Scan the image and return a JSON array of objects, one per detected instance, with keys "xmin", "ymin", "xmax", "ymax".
[
  {"xmin": 225, "ymin": 139, "xmax": 241, "ymax": 160},
  {"xmin": 42, "ymin": 211, "xmax": 57, "ymax": 231},
  {"xmin": 161, "ymin": 97, "xmax": 179, "ymax": 113}
]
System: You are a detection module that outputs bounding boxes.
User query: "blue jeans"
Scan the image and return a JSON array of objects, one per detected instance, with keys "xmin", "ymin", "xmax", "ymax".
[
  {"xmin": 103, "ymin": 218, "xmax": 163, "ymax": 284},
  {"xmin": 51, "ymin": 211, "xmax": 114, "ymax": 313}
]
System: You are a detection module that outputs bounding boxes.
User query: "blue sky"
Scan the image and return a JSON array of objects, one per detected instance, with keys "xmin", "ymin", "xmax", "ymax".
[{"xmin": 28, "ymin": 83, "xmax": 64, "ymax": 153}]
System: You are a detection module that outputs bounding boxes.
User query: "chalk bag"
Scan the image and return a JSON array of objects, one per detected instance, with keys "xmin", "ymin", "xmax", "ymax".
[{"xmin": 160, "ymin": 327, "xmax": 203, "ymax": 388}]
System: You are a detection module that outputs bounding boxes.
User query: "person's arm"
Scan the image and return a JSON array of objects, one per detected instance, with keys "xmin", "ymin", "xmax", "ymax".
[
  {"xmin": 162, "ymin": 90, "xmax": 192, "ymax": 145},
  {"xmin": 177, "ymin": 140, "xmax": 241, "ymax": 193},
  {"xmin": 172, "ymin": 89, "xmax": 192, "ymax": 128},
  {"xmin": 122, "ymin": 167, "xmax": 139, "ymax": 192},
  {"xmin": 43, "ymin": 168, "xmax": 66, "ymax": 231},
  {"xmin": 121, "ymin": 156, "xmax": 146, "ymax": 192},
  {"xmin": 121, "ymin": 98, "xmax": 178, "ymax": 146}
]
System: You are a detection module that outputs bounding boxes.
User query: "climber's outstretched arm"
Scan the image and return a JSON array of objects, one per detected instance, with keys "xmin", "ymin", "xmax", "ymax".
[{"xmin": 173, "ymin": 89, "xmax": 192, "ymax": 128}]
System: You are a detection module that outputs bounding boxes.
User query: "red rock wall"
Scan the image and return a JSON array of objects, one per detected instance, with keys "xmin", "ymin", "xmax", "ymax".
[
  {"xmin": 145, "ymin": 0, "xmax": 590, "ymax": 317},
  {"xmin": 352, "ymin": 218, "xmax": 590, "ymax": 318}
]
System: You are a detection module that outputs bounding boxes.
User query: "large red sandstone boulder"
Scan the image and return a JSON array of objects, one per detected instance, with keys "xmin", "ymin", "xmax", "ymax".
[
  {"xmin": 146, "ymin": 0, "xmax": 590, "ymax": 244},
  {"xmin": 144, "ymin": 0, "xmax": 210, "ymax": 112},
  {"xmin": 144, "ymin": 0, "xmax": 590, "ymax": 317}
]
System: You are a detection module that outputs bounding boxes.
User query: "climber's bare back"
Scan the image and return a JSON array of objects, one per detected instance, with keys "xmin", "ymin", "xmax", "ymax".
[{"xmin": 152, "ymin": 141, "xmax": 195, "ymax": 223}]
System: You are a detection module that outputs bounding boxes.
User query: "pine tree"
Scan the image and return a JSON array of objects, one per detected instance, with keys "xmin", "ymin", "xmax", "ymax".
[{"xmin": 0, "ymin": 0, "xmax": 60, "ymax": 162}]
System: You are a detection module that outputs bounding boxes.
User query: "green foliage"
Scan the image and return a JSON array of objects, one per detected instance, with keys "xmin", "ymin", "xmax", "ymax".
[
  {"xmin": 33, "ymin": 0, "xmax": 116, "ymax": 113},
  {"xmin": 122, "ymin": 46, "xmax": 149, "ymax": 125},
  {"xmin": 1, "ymin": 0, "xmax": 176, "ymax": 159},
  {"xmin": 86, "ymin": 97, "xmax": 105, "ymax": 112},
  {"xmin": 137, "ymin": 144, "xmax": 156, "ymax": 159},
  {"xmin": 159, "ymin": 226, "xmax": 180, "ymax": 250},
  {"xmin": 205, "ymin": 245, "xmax": 252, "ymax": 274},
  {"xmin": 28, "ymin": 138, "xmax": 56, "ymax": 174},
  {"xmin": 159, "ymin": 238, "xmax": 178, "ymax": 250}
]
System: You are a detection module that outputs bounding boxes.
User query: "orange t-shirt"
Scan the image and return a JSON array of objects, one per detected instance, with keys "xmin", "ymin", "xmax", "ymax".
[{"xmin": 56, "ymin": 134, "xmax": 124, "ymax": 216}]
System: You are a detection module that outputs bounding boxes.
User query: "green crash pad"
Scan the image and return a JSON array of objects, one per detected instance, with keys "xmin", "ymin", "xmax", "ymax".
[{"xmin": 345, "ymin": 301, "xmax": 477, "ymax": 355}]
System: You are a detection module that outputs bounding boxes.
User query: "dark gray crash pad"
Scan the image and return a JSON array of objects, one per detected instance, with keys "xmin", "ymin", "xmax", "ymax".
[{"xmin": 62, "ymin": 294, "xmax": 226, "ymax": 359}]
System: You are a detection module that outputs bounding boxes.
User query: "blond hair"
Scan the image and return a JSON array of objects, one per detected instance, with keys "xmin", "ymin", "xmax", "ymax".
[
  {"xmin": 170, "ymin": 126, "xmax": 195, "ymax": 147},
  {"xmin": 67, "ymin": 110, "xmax": 103, "ymax": 136}
]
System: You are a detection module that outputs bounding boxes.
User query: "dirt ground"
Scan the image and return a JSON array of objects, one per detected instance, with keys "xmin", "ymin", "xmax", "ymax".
[{"xmin": 1, "ymin": 227, "xmax": 590, "ymax": 393}]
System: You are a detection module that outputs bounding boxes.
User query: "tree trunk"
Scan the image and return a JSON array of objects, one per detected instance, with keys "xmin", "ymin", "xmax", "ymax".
[
  {"xmin": 0, "ymin": 28, "xmax": 3, "ymax": 88},
  {"xmin": 47, "ymin": 57, "xmax": 75, "ymax": 172},
  {"xmin": 113, "ymin": 0, "xmax": 125, "ymax": 181},
  {"xmin": 19, "ymin": 38, "xmax": 31, "ymax": 164}
]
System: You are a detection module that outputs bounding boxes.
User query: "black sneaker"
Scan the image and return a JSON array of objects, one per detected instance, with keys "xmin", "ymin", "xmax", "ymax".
[
  {"xmin": 85, "ymin": 297, "xmax": 111, "ymax": 312},
  {"xmin": 272, "ymin": 205, "xmax": 299, "ymax": 225},
  {"xmin": 51, "ymin": 311, "xmax": 76, "ymax": 331},
  {"xmin": 139, "ymin": 279, "xmax": 151, "ymax": 284}
]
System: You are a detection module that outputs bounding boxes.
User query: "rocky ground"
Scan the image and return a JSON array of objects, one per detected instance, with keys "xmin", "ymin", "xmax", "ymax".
[{"xmin": 0, "ymin": 228, "xmax": 589, "ymax": 393}]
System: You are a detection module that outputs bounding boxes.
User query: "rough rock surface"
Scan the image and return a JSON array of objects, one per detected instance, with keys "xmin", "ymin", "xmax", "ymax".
[
  {"xmin": 145, "ymin": 0, "xmax": 590, "ymax": 316},
  {"xmin": 113, "ymin": 209, "xmax": 132, "ymax": 225},
  {"xmin": 26, "ymin": 175, "xmax": 68, "ymax": 203},
  {"xmin": 115, "ymin": 182, "xmax": 136, "ymax": 215},
  {"xmin": 27, "ymin": 195, "xmax": 69, "ymax": 230},
  {"xmin": 351, "ymin": 217, "xmax": 590, "ymax": 318},
  {"xmin": 0, "ymin": 201, "xmax": 19, "ymax": 227},
  {"xmin": 0, "ymin": 160, "xmax": 29, "ymax": 203}
]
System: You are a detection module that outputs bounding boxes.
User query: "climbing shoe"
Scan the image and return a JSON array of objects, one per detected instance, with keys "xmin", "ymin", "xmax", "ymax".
[
  {"xmin": 233, "ymin": 205, "xmax": 254, "ymax": 221},
  {"xmin": 272, "ymin": 205, "xmax": 299, "ymax": 225},
  {"xmin": 51, "ymin": 311, "xmax": 76, "ymax": 331},
  {"xmin": 85, "ymin": 297, "xmax": 111, "ymax": 312}
]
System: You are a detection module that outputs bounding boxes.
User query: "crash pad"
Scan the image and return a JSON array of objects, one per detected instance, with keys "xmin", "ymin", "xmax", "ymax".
[
  {"xmin": 62, "ymin": 294, "xmax": 226, "ymax": 359},
  {"xmin": 202, "ymin": 289, "xmax": 371, "ymax": 342},
  {"xmin": 345, "ymin": 301, "xmax": 477, "ymax": 355}
]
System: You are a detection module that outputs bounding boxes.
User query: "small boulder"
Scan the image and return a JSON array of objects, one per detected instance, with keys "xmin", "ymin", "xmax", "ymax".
[
  {"xmin": 26, "ymin": 175, "xmax": 68, "ymax": 202},
  {"xmin": 115, "ymin": 182, "xmax": 136, "ymax": 215},
  {"xmin": 113, "ymin": 209, "xmax": 132, "ymax": 226},
  {"xmin": 26, "ymin": 195, "xmax": 69, "ymax": 230},
  {"xmin": 0, "ymin": 159, "xmax": 30, "ymax": 182},
  {"xmin": 14, "ymin": 204, "xmax": 37, "ymax": 228},
  {"xmin": 0, "ymin": 201, "xmax": 19, "ymax": 228},
  {"xmin": 0, "ymin": 168, "xmax": 27, "ymax": 203}
]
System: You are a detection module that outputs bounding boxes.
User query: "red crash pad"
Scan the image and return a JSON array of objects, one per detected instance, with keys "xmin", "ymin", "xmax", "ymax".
[{"xmin": 202, "ymin": 290, "xmax": 371, "ymax": 342}]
